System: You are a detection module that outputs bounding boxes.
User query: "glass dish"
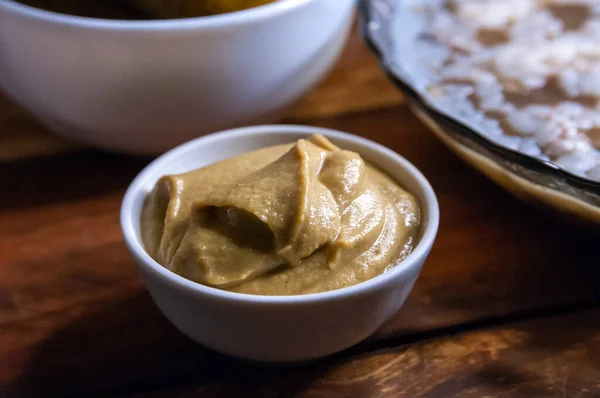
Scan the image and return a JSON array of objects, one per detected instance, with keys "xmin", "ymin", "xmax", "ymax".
[{"xmin": 360, "ymin": 0, "xmax": 600, "ymax": 224}]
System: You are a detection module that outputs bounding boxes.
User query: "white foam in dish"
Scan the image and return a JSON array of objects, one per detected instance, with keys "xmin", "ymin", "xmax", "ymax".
[{"xmin": 396, "ymin": 0, "xmax": 600, "ymax": 181}]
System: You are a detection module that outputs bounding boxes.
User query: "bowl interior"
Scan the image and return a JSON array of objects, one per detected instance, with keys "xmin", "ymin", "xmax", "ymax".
[
  {"xmin": 122, "ymin": 124, "xmax": 439, "ymax": 300},
  {"xmin": 0, "ymin": 0, "xmax": 308, "ymax": 27}
]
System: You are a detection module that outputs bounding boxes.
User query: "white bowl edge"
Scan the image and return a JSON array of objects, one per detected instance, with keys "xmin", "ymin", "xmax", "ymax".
[{"xmin": 120, "ymin": 124, "xmax": 440, "ymax": 304}]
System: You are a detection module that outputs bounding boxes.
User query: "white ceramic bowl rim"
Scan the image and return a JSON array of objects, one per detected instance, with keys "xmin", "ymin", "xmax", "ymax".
[
  {"xmin": 0, "ymin": 0, "xmax": 311, "ymax": 30},
  {"xmin": 121, "ymin": 125, "xmax": 439, "ymax": 304}
]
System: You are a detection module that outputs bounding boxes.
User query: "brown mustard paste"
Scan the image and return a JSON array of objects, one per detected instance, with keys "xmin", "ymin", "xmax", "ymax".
[{"xmin": 141, "ymin": 135, "xmax": 420, "ymax": 295}]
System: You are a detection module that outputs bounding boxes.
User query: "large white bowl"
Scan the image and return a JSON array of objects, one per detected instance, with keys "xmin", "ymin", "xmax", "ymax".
[
  {"xmin": 120, "ymin": 125, "xmax": 439, "ymax": 362},
  {"xmin": 0, "ymin": 0, "xmax": 355, "ymax": 154}
]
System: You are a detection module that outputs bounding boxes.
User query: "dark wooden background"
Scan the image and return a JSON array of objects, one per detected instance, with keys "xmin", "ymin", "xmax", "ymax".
[{"xmin": 2, "ymin": 24, "xmax": 600, "ymax": 398}]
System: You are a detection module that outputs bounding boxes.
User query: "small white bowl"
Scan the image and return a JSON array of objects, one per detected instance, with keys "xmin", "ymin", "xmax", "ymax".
[
  {"xmin": 0, "ymin": 0, "xmax": 355, "ymax": 154},
  {"xmin": 120, "ymin": 125, "xmax": 439, "ymax": 362}
]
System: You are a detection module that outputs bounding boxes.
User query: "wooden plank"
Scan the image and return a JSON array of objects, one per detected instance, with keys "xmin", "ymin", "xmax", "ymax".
[
  {"xmin": 0, "ymin": 94, "xmax": 81, "ymax": 161},
  {"xmin": 285, "ymin": 26, "xmax": 404, "ymax": 120},
  {"xmin": 0, "ymin": 23, "xmax": 403, "ymax": 162},
  {"xmin": 2, "ymin": 107, "xmax": 599, "ymax": 397},
  {"xmin": 121, "ymin": 308, "xmax": 600, "ymax": 398}
]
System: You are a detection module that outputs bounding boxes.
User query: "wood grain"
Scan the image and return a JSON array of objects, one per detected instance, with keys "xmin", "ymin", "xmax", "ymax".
[
  {"xmin": 0, "ymin": 23, "xmax": 403, "ymax": 162},
  {"xmin": 0, "ymin": 95, "xmax": 81, "ymax": 161},
  {"xmin": 2, "ymin": 106, "xmax": 599, "ymax": 397},
  {"xmin": 285, "ymin": 27, "xmax": 404, "ymax": 120},
  {"xmin": 122, "ymin": 309, "xmax": 600, "ymax": 398}
]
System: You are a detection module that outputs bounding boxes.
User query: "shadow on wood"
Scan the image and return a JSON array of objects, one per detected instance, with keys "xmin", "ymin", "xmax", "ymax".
[
  {"xmin": 0, "ymin": 152, "xmax": 150, "ymax": 213},
  {"xmin": 11, "ymin": 291, "xmax": 223, "ymax": 397},
  {"xmin": 10, "ymin": 291, "xmax": 331, "ymax": 398}
]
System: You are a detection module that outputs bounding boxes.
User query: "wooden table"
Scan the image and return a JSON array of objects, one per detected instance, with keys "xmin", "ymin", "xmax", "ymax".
[{"xmin": 2, "ymin": 25, "xmax": 600, "ymax": 398}]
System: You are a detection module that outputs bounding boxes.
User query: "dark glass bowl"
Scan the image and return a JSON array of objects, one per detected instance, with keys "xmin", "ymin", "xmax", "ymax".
[{"xmin": 360, "ymin": 0, "xmax": 600, "ymax": 223}]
